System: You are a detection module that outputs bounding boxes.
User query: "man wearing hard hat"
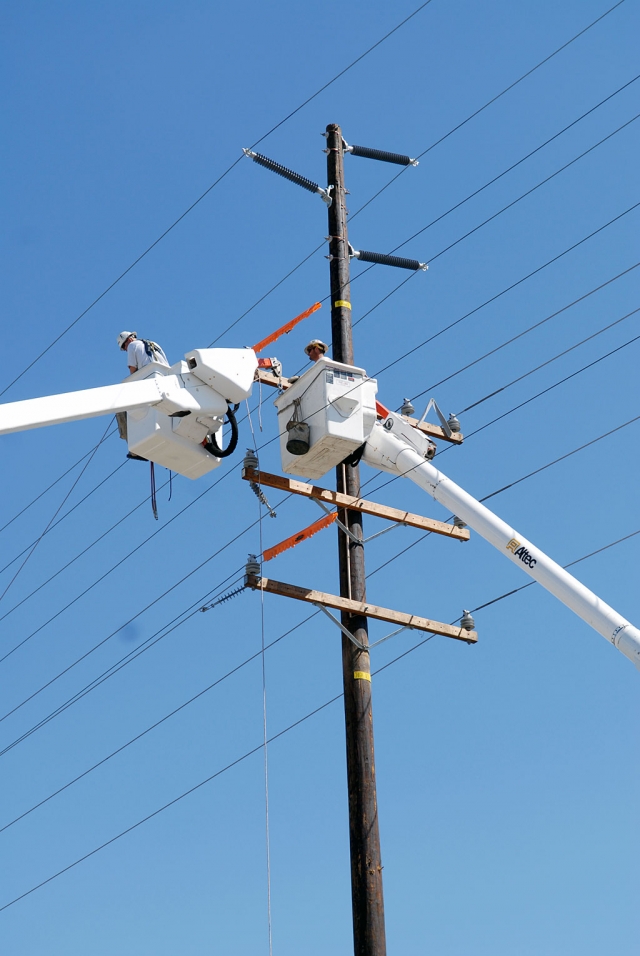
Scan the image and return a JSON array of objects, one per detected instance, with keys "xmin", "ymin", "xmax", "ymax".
[
  {"xmin": 116, "ymin": 332, "xmax": 169, "ymax": 457},
  {"xmin": 117, "ymin": 331, "xmax": 169, "ymax": 374},
  {"xmin": 304, "ymin": 339, "xmax": 329, "ymax": 362}
]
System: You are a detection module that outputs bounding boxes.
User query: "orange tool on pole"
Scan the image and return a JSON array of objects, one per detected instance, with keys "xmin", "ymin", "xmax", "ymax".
[
  {"xmin": 252, "ymin": 302, "xmax": 322, "ymax": 355},
  {"xmin": 263, "ymin": 511, "xmax": 336, "ymax": 562}
]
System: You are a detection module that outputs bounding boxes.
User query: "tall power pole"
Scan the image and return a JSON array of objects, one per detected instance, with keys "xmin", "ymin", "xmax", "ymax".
[{"xmin": 326, "ymin": 123, "xmax": 386, "ymax": 956}]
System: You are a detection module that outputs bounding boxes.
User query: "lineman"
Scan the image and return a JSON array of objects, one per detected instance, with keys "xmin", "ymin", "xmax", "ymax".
[
  {"xmin": 116, "ymin": 331, "xmax": 169, "ymax": 459},
  {"xmin": 304, "ymin": 339, "xmax": 329, "ymax": 362},
  {"xmin": 117, "ymin": 331, "xmax": 169, "ymax": 374}
]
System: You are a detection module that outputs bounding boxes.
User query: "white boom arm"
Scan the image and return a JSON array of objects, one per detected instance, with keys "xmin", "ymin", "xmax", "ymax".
[
  {"xmin": 0, "ymin": 348, "xmax": 258, "ymax": 480},
  {"xmin": 363, "ymin": 414, "xmax": 640, "ymax": 670},
  {"xmin": 0, "ymin": 379, "xmax": 167, "ymax": 435}
]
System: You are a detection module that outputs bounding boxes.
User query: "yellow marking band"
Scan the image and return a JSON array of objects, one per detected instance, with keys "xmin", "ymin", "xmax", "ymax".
[
  {"xmin": 354, "ymin": 671, "xmax": 371, "ymax": 682},
  {"xmin": 334, "ymin": 300, "xmax": 351, "ymax": 309}
]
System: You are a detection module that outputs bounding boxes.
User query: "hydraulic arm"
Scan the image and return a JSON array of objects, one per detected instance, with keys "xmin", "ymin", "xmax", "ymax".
[{"xmin": 362, "ymin": 413, "xmax": 640, "ymax": 670}]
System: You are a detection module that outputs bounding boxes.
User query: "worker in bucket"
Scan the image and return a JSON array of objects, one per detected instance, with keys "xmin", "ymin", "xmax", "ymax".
[
  {"xmin": 116, "ymin": 331, "xmax": 169, "ymax": 459},
  {"xmin": 117, "ymin": 331, "xmax": 169, "ymax": 374},
  {"xmin": 304, "ymin": 339, "xmax": 329, "ymax": 362}
]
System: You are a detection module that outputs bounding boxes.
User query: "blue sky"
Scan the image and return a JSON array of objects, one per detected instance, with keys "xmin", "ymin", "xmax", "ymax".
[{"xmin": 1, "ymin": 1, "xmax": 638, "ymax": 953}]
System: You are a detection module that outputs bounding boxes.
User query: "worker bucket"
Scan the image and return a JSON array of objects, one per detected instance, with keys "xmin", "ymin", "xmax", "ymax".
[{"xmin": 286, "ymin": 420, "xmax": 311, "ymax": 456}]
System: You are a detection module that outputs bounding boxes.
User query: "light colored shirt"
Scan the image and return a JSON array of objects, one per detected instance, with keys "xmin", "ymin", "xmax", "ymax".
[{"xmin": 126, "ymin": 339, "xmax": 169, "ymax": 371}]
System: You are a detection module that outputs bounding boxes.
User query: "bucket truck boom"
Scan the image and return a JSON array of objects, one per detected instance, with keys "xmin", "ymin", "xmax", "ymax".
[
  {"xmin": 0, "ymin": 348, "xmax": 258, "ymax": 480},
  {"xmin": 274, "ymin": 357, "xmax": 640, "ymax": 671}
]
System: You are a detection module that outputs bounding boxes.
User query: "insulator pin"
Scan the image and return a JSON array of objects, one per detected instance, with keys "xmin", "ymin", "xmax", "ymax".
[
  {"xmin": 351, "ymin": 248, "xmax": 427, "ymax": 272},
  {"xmin": 243, "ymin": 149, "xmax": 332, "ymax": 204},
  {"xmin": 246, "ymin": 554, "xmax": 261, "ymax": 577},
  {"xmin": 347, "ymin": 144, "xmax": 417, "ymax": 166},
  {"xmin": 447, "ymin": 413, "xmax": 461, "ymax": 433},
  {"xmin": 460, "ymin": 609, "xmax": 475, "ymax": 631}
]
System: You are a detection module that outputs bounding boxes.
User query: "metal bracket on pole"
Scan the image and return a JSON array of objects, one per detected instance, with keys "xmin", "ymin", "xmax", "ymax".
[
  {"xmin": 313, "ymin": 603, "xmax": 367, "ymax": 650},
  {"xmin": 312, "ymin": 496, "xmax": 404, "ymax": 545},
  {"xmin": 419, "ymin": 397, "xmax": 452, "ymax": 439},
  {"xmin": 313, "ymin": 603, "xmax": 414, "ymax": 651}
]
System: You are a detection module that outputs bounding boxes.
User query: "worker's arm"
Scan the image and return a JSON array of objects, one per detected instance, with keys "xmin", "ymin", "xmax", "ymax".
[{"xmin": 128, "ymin": 366, "xmax": 137, "ymax": 375}]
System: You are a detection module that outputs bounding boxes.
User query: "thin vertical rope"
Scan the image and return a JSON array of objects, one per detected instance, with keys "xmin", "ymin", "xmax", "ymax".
[{"xmin": 246, "ymin": 401, "xmax": 273, "ymax": 955}]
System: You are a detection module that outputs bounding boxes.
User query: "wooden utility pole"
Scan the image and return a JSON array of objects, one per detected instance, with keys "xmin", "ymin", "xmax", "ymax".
[{"xmin": 326, "ymin": 123, "xmax": 387, "ymax": 956}]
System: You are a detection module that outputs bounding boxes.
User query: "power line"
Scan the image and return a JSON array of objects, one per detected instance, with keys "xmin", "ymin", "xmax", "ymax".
[
  {"xmin": 350, "ymin": 0, "xmax": 629, "ymax": 219},
  {"xmin": 457, "ymin": 305, "xmax": 640, "ymax": 416},
  {"xmin": 0, "ymin": 0, "xmax": 436, "ymax": 400},
  {"xmin": 464, "ymin": 333, "xmax": 640, "ymax": 439},
  {"xmin": 0, "ymin": 420, "xmax": 116, "ymax": 604},
  {"xmin": 0, "ymin": 458, "xmax": 128, "ymax": 577},
  {"xmin": 407, "ymin": 262, "xmax": 640, "ymax": 405},
  {"xmin": 0, "ymin": 610, "xmax": 316, "ymax": 836},
  {"xmin": 212, "ymin": 65, "xmax": 638, "ymax": 349},
  {"xmin": 2, "ymin": 515, "xmax": 635, "ymax": 914},
  {"xmin": 396, "ymin": 112, "xmax": 640, "ymax": 263},
  {"xmin": 3, "ymin": 413, "xmax": 637, "ymax": 828},
  {"xmin": 0, "ymin": 427, "xmax": 118, "ymax": 538},
  {"xmin": 372, "ymin": 200, "xmax": 640, "ymax": 380},
  {"xmin": 0, "ymin": 486, "xmax": 294, "ymax": 730}
]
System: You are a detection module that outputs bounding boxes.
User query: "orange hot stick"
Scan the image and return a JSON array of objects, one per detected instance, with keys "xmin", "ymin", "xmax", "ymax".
[
  {"xmin": 263, "ymin": 511, "xmax": 336, "ymax": 562},
  {"xmin": 252, "ymin": 301, "xmax": 322, "ymax": 355}
]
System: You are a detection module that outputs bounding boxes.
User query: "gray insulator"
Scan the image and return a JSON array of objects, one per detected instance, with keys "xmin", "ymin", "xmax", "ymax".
[
  {"xmin": 250, "ymin": 151, "xmax": 321, "ymax": 195},
  {"xmin": 400, "ymin": 398, "xmax": 415, "ymax": 417},
  {"xmin": 250, "ymin": 481, "xmax": 277, "ymax": 518},
  {"xmin": 354, "ymin": 249, "xmax": 425, "ymax": 271},
  {"xmin": 447, "ymin": 413, "xmax": 461, "ymax": 433},
  {"xmin": 246, "ymin": 554, "xmax": 261, "ymax": 576},
  {"xmin": 200, "ymin": 584, "xmax": 246, "ymax": 611},
  {"xmin": 460, "ymin": 609, "xmax": 475, "ymax": 631},
  {"xmin": 349, "ymin": 144, "xmax": 413, "ymax": 166},
  {"xmin": 452, "ymin": 515, "xmax": 467, "ymax": 529},
  {"xmin": 244, "ymin": 447, "xmax": 259, "ymax": 470}
]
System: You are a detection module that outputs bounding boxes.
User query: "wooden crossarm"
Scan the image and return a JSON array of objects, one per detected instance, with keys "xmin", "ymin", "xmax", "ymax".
[
  {"xmin": 244, "ymin": 574, "xmax": 477, "ymax": 643},
  {"xmin": 242, "ymin": 468, "xmax": 470, "ymax": 541},
  {"xmin": 255, "ymin": 369, "xmax": 294, "ymax": 389}
]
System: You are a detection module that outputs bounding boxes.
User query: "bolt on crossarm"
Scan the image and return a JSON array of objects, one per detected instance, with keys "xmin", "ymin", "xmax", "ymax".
[{"xmin": 326, "ymin": 122, "xmax": 387, "ymax": 956}]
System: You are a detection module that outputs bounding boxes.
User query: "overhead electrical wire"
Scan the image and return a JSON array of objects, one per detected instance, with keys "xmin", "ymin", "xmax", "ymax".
[
  {"xmin": 392, "ymin": 112, "xmax": 640, "ymax": 263},
  {"xmin": 406, "ymin": 262, "xmax": 640, "ymax": 405},
  {"xmin": 0, "ymin": 5, "xmax": 638, "ymax": 905},
  {"xmin": 4, "ymin": 199, "xmax": 635, "ymax": 670},
  {"xmin": 3, "ymin": 407, "xmax": 638, "ymax": 780},
  {"xmin": 371, "ymin": 200, "xmax": 640, "ymax": 380},
  {"xmin": 0, "ymin": 426, "xmax": 118, "ymax": 538},
  {"xmin": 7, "ymin": 196, "xmax": 630, "ymax": 657},
  {"xmin": 7, "ymin": 102, "xmax": 633, "ymax": 589},
  {"xmin": 0, "ymin": 420, "xmax": 116, "ymax": 604},
  {"xmin": 0, "ymin": 458, "xmax": 129, "ymax": 577},
  {"xmin": 463, "ymin": 333, "xmax": 640, "ymax": 439},
  {"xmin": 209, "ymin": 5, "xmax": 631, "ymax": 346},
  {"xmin": 0, "ymin": 0, "xmax": 615, "ymax": 400},
  {"xmin": 349, "ymin": 0, "xmax": 629, "ymax": 219},
  {"xmin": 2, "ymin": 518, "xmax": 636, "ymax": 914},
  {"xmin": 0, "ymin": 487, "xmax": 299, "ymax": 735},
  {"xmin": 0, "ymin": 609, "xmax": 317, "ymax": 837},
  {"xmin": 3, "ymin": 194, "xmax": 635, "ymax": 760},
  {"xmin": 0, "ymin": 0, "xmax": 438, "ymax": 400},
  {"xmin": 456, "ymin": 306, "xmax": 640, "ymax": 416},
  {"xmin": 5, "ymin": 43, "xmax": 633, "ymax": 543}
]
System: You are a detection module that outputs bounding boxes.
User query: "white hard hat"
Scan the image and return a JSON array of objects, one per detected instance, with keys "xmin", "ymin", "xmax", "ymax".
[
  {"xmin": 117, "ymin": 330, "xmax": 136, "ymax": 350},
  {"xmin": 304, "ymin": 339, "xmax": 329, "ymax": 356}
]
